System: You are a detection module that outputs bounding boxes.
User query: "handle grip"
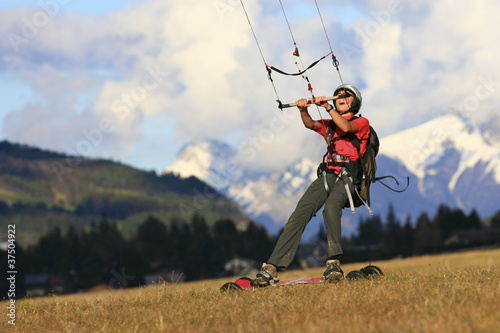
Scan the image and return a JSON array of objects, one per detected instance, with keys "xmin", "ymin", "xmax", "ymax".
[{"xmin": 278, "ymin": 95, "xmax": 340, "ymax": 109}]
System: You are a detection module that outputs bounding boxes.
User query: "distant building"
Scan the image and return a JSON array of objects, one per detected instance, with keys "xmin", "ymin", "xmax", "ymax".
[
  {"xmin": 25, "ymin": 274, "xmax": 67, "ymax": 297},
  {"xmin": 223, "ymin": 258, "xmax": 259, "ymax": 277}
]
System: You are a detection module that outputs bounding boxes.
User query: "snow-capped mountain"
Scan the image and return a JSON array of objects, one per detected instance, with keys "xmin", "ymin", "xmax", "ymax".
[
  {"xmin": 165, "ymin": 113, "xmax": 500, "ymax": 236},
  {"xmin": 165, "ymin": 139, "xmax": 243, "ymax": 188},
  {"xmin": 375, "ymin": 113, "xmax": 500, "ymax": 217},
  {"xmin": 226, "ymin": 158, "xmax": 318, "ymax": 233}
]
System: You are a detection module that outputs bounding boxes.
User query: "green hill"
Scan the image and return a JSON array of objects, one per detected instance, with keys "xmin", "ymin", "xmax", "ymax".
[{"xmin": 0, "ymin": 140, "xmax": 250, "ymax": 246}]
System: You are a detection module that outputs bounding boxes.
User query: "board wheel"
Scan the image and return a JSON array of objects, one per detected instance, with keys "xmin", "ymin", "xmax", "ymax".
[
  {"xmin": 360, "ymin": 265, "xmax": 384, "ymax": 278},
  {"xmin": 220, "ymin": 282, "xmax": 243, "ymax": 292},
  {"xmin": 346, "ymin": 270, "xmax": 366, "ymax": 281}
]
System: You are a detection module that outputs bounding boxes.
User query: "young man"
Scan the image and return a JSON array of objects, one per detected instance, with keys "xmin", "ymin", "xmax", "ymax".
[{"xmin": 256, "ymin": 84, "xmax": 370, "ymax": 285}]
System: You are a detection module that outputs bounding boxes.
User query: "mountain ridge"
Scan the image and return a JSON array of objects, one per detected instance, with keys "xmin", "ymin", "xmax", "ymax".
[{"xmin": 165, "ymin": 113, "xmax": 500, "ymax": 235}]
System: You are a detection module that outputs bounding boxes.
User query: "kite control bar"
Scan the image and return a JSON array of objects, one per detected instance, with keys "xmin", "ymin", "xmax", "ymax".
[{"xmin": 278, "ymin": 95, "xmax": 340, "ymax": 109}]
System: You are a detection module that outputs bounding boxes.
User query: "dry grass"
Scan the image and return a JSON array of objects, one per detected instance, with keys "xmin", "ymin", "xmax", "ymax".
[{"xmin": 5, "ymin": 248, "xmax": 500, "ymax": 332}]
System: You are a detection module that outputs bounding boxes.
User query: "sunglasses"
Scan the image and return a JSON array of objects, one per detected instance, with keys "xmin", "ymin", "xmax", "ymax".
[{"xmin": 337, "ymin": 92, "xmax": 353, "ymax": 99}]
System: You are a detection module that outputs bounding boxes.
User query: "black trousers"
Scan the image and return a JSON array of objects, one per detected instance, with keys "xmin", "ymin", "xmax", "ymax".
[{"xmin": 268, "ymin": 173, "xmax": 354, "ymax": 269}]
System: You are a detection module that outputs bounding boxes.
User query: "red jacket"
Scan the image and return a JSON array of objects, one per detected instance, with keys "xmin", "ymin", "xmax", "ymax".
[{"xmin": 315, "ymin": 115, "xmax": 370, "ymax": 174}]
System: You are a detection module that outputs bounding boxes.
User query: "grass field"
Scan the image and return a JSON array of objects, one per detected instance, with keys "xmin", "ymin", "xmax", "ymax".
[{"xmin": 5, "ymin": 247, "xmax": 500, "ymax": 332}]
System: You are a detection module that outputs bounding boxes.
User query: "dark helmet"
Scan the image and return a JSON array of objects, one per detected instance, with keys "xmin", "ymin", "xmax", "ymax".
[{"xmin": 333, "ymin": 84, "xmax": 362, "ymax": 114}]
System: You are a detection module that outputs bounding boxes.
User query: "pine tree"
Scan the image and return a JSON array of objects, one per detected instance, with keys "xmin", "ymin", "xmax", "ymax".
[
  {"xmin": 465, "ymin": 210, "xmax": 482, "ymax": 229},
  {"xmin": 382, "ymin": 203, "xmax": 402, "ymax": 257},
  {"xmin": 356, "ymin": 215, "xmax": 383, "ymax": 248},
  {"xmin": 212, "ymin": 219, "xmax": 239, "ymax": 269},
  {"xmin": 184, "ymin": 214, "xmax": 213, "ymax": 280},
  {"xmin": 491, "ymin": 210, "xmax": 500, "ymax": 229},
  {"xmin": 134, "ymin": 215, "xmax": 169, "ymax": 269},
  {"xmin": 239, "ymin": 221, "xmax": 275, "ymax": 262},
  {"xmin": 400, "ymin": 215, "xmax": 415, "ymax": 257},
  {"xmin": 414, "ymin": 212, "xmax": 441, "ymax": 254}
]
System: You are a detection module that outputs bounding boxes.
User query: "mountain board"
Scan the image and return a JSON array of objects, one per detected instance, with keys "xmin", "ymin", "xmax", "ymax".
[{"xmin": 220, "ymin": 265, "xmax": 383, "ymax": 292}]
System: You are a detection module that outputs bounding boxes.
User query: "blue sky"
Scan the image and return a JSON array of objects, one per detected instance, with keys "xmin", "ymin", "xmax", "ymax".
[
  {"xmin": 0, "ymin": 0, "xmax": 147, "ymax": 15},
  {"xmin": 1, "ymin": 0, "xmax": 498, "ymax": 173}
]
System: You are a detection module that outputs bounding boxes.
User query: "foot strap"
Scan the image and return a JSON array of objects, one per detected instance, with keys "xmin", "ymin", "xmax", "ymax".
[
  {"xmin": 323, "ymin": 263, "xmax": 345, "ymax": 280},
  {"xmin": 256, "ymin": 271, "xmax": 277, "ymax": 286}
]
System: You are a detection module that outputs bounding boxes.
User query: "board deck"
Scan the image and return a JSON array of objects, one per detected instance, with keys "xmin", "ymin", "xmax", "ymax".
[
  {"xmin": 220, "ymin": 265, "xmax": 383, "ymax": 292},
  {"xmin": 235, "ymin": 276, "xmax": 325, "ymax": 289}
]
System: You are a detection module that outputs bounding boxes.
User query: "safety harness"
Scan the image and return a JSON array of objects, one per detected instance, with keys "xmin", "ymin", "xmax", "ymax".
[
  {"xmin": 319, "ymin": 117, "xmax": 409, "ymax": 215},
  {"xmin": 319, "ymin": 117, "xmax": 368, "ymax": 214}
]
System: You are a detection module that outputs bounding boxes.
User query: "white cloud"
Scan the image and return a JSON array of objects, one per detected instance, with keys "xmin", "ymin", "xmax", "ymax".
[{"xmin": 0, "ymin": 0, "xmax": 499, "ymax": 172}]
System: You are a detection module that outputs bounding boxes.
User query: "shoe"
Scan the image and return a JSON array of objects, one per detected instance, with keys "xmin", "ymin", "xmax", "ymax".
[
  {"xmin": 255, "ymin": 263, "xmax": 279, "ymax": 286},
  {"xmin": 323, "ymin": 259, "xmax": 344, "ymax": 282}
]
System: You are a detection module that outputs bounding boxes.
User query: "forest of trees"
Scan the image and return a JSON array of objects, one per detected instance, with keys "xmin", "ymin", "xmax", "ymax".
[
  {"xmin": 1, "ymin": 204, "xmax": 499, "ymax": 298},
  {"xmin": 1, "ymin": 214, "xmax": 276, "ymax": 296},
  {"xmin": 336, "ymin": 204, "xmax": 499, "ymax": 262}
]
